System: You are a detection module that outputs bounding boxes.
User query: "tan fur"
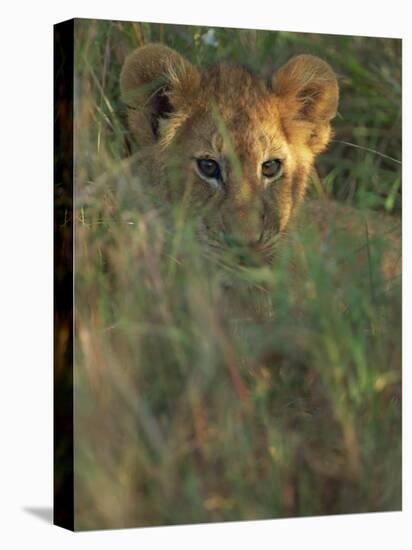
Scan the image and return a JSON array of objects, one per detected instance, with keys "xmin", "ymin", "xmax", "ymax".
[{"xmin": 119, "ymin": 44, "xmax": 400, "ymax": 277}]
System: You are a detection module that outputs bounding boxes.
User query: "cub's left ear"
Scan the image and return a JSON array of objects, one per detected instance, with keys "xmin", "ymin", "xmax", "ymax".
[{"xmin": 272, "ymin": 55, "xmax": 339, "ymax": 153}]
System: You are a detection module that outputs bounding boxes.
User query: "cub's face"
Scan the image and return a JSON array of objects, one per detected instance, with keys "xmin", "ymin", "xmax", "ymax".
[{"xmin": 120, "ymin": 44, "xmax": 338, "ymax": 263}]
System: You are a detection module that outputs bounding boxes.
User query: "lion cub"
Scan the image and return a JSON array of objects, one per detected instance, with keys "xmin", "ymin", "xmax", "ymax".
[{"xmin": 119, "ymin": 44, "xmax": 400, "ymax": 276}]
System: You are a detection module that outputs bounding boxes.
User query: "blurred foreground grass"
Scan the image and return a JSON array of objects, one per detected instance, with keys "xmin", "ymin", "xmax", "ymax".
[{"xmin": 72, "ymin": 19, "xmax": 401, "ymax": 529}]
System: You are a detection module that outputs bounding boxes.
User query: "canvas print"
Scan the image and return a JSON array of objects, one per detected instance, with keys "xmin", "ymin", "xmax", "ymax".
[{"xmin": 54, "ymin": 18, "xmax": 402, "ymax": 531}]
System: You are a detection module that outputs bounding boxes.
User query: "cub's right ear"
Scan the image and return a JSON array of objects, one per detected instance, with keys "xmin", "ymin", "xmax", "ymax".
[{"xmin": 120, "ymin": 44, "xmax": 200, "ymax": 146}]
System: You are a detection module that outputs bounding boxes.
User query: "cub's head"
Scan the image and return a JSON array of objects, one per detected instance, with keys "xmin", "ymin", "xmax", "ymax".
[{"xmin": 120, "ymin": 44, "xmax": 338, "ymax": 263}]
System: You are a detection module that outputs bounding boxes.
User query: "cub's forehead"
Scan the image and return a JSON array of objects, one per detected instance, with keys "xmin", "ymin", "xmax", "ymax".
[
  {"xmin": 199, "ymin": 63, "xmax": 267, "ymax": 99},
  {"xmin": 184, "ymin": 64, "xmax": 286, "ymax": 155},
  {"xmin": 199, "ymin": 64, "xmax": 277, "ymax": 112}
]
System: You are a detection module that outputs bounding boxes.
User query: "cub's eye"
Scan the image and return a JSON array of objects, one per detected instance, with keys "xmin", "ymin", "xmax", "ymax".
[
  {"xmin": 196, "ymin": 158, "xmax": 221, "ymax": 180},
  {"xmin": 262, "ymin": 159, "xmax": 282, "ymax": 179}
]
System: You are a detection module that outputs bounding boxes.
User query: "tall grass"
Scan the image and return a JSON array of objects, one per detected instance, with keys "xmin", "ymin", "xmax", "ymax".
[{"xmin": 72, "ymin": 19, "xmax": 401, "ymax": 530}]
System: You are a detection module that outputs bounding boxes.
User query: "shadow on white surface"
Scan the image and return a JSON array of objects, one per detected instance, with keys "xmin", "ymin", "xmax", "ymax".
[{"xmin": 23, "ymin": 507, "xmax": 53, "ymax": 524}]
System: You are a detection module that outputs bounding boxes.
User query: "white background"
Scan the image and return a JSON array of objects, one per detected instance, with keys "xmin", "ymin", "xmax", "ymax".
[{"xmin": 0, "ymin": 0, "xmax": 409, "ymax": 548}]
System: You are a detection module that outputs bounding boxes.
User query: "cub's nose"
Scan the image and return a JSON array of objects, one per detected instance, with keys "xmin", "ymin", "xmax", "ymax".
[
  {"xmin": 224, "ymin": 214, "xmax": 265, "ymax": 247},
  {"xmin": 223, "ymin": 232, "xmax": 263, "ymax": 249},
  {"xmin": 221, "ymin": 232, "xmax": 265, "ymax": 267},
  {"xmin": 220, "ymin": 199, "xmax": 266, "ymax": 249}
]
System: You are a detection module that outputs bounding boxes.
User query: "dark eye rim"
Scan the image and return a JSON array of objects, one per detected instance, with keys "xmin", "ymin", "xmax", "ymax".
[
  {"xmin": 262, "ymin": 159, "xmax": 283, "ymax": 179},
  {"xmin": 196, "ymin": 158, "xmax": 221, "ymax": 181}
]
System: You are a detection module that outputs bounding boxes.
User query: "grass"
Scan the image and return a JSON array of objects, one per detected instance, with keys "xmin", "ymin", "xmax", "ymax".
[{"xmin": 71, "ymin": 19, "xmax": 401, "ymax": 530}]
